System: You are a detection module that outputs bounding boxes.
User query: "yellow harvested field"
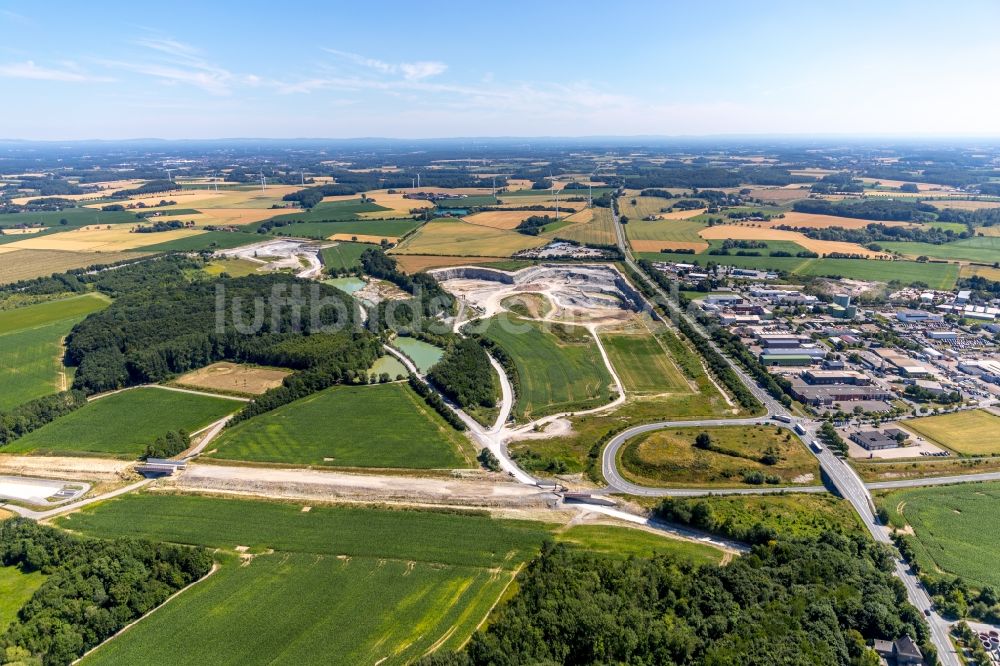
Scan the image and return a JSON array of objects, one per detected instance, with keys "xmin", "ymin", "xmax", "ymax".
[
  {"xmin": 928, "ymin": 199, "xmax": 1000, "ymax": 211},
  {"xmin": 660, "ymin": 208, "xmax": 707, "ymax": 220},
  {"xmin": 463, "ymin": 210, "xmax": 536, "ymax": 230},
  {"xmin": 505, "ymin": 179, "xmax": 533, "ymax": 190},
  {"xmin": 393, "ymin": 255, "xmax": 510, "ymax": 273},
  {"xmin": 327, "ymin": 233, "xmax": 399, "ymax": 244},
  {"xmin": 356, "ymin": 191, "xmax": 431, "ymax": 218},
  {"xmin": 391, "ymin": 219, "xmax": 546, "ymax": 257},
  {"xmin": 563, "ymin": 208, "xmax": 593, "ymax": 224},
  {"xmin": 173, "ymin": 362, "xmax": 290, "ymax": 395},
  {"xmin": 0, "ymin": 227, "xmax": 44, "ymax": 235},
  {"xmin": 495, "ymin": 195, "xmax": 585, "ymax": 211},
  {"xmin": 747, "ymin": 187, "xmax": 812, "ymax": 203},
  {"xmin": 3, "ymin": 226, "xmax": 205, "ymax": 252},
  {"xmin": 630, "ymin": 239, "xmax": 709, "ymax": 253},
  {"xmin": 699, "ymin": 225, "xmax": 887, "ymax": 258},
  {"xmin": 10, "ymin": 179, "xmax": 146, "ymax": 205},
  {"xmin": 859, "ymin": 177, "xmax": 954, "ymax": 191},
  {"xmin": 759, "ymin": 212, "xmax": 914, "ymax": 230},
  {"xmin": 978, "ymin": 226, "xmax": 1000, "ymax": 237},
  {"xmin": 0, "ymin": 249, "xmax": 148, "ymax": 285},
  {"xmin": 85, "ymin": 185, "xmax": 301, "ymax": 210},
  {"xmin": 188, "ymin": 208, "xmax": 285, "ymax": 226},
  {"xmin": 959, "ymin": 264, "xmax": 1000, "ymax": 281}
]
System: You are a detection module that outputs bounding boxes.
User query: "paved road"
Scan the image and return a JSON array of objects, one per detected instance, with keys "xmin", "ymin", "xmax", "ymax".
[
  {"xmin": 608, "ymin": 200, "xmax": 961, "ymax": 666},
  {"xmin": 868, "ymin": 470, "xmax": 1000, "ymax": 489},
  {"xmin": 4, "ymin": 479, "xmax": 153, "ymax": 521}
]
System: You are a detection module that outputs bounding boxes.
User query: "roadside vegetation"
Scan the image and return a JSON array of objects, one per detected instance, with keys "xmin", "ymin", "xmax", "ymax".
[{"xmin": 618, "ymin": 425, "xmax": 820, "ymax": 488}]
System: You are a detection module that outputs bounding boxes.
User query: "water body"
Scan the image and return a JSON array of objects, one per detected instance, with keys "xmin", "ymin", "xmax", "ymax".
[
  {"xmin": 368, "ymin": 355, "xmax": 408, "ymax": 379},
  {"xmin": 323, "ymin": 277, "xmax": 366, "ymax": 295},
  {"xmin": 392, "ymin": 337, "xmax": 444, "ymax": 374}
]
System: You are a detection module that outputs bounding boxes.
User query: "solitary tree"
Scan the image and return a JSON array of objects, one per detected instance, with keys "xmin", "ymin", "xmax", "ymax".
[{"xmin": 694, "ymin": 432, "xmax": 712, "ymax": 449}]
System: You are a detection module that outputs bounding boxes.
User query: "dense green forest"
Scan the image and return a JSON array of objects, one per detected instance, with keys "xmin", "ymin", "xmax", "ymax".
[
  {"xmin": 64, "ymin": 271, "xmax": 367, "ymax": 393},
  {"xmin": 427, "ymin": 338, "xmax": 497, "ymax": 410},
  {"xmin": 109, "ymin": 179, "xmax": 181, "ymax": 198},
  {"xmin": 0, "ymin": 519, "xmax": 212, "ymax": 666},
  {"xmin": 792, "ymin": 199, "xmax": 937, "ymax": 222},
  {"xmin": 780, "ymin": 221, "xmax": 971, "ymax": 246},
  {"xmin": 421, "ymin": 534, "xmax": 932, "ymax": 666}
]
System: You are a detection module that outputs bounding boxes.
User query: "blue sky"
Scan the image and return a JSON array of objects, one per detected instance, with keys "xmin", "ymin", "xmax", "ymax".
[{"xmin": 2, "ymin": 0, "xmax": 999, "ymax": 139}]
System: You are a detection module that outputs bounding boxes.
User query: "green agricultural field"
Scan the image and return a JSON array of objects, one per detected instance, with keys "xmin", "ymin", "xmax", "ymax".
[
  {"xmin": 320, "ymin": 241, "xmax": 370, "ymax": 271},
  {"xmin": 0, "ymin": 294, "xmax": 109, "ymax": 410},
  {"xmin": 0, "ymin": 566, "xmax": 46, "ymax": 632},
  {"xmin": 508, "ymin": 327, "xmax": 737, "ymax": 477},
  {"xmin": 555, "ymin": 525, "xmax": 722, "ymax": 564},
  {"xmin": 266, "ymin": 199, "xmax": 390, "ymax": 223},
  {"xmin": 637, "ymin": 251, "xmax": 959, "ymax": 288},
  {"xmin": 881, "ymin": 237, "xmax": 1000, "ymax": 263},
  {"xmin": 879, "ymin": 482, "xmax": 1000, "ymax": 590},
  {"xmin": 6, "ymin": 387, "xmax": 240, "ymax": 457},
  {"xmin": 62, "ymin": 494, "xmax": 550, "ymax": 666},
  {"xmin": 901, "ymin": 409, "xmax": 1000, "ymax": 455},
  {"xmin": 0, "ymin": 207, "xmax": 140, "ymax": 229},
  {"xmin": 203, "ymin": 258, "xmax": 261, "ymax": 277},
  {"xmin": 625, "ymin": 217, "xmax": 706, "ymax": 245},
  {"xmin": 481, "ymin": 317, "xmax": 614, "ymax": 420},
  {"xmin": 138, "ymin": 230, "xmax": 258, "ymax": 252},
  {"xmin": 391, "ymin": 218, "xmax": 546, "ymax": 257},
  {"xmin": 59, "ymin": 494, "xmax": 549, "ymax": 568},
  {"xmin": 208, "ymin": 383, "xmax": 471, "ymax": 469},
  {"xmin": 600, "ymin": 329, "xmax": 690, "ymax": 394},
  {"xmin": 266, "ymin": 218, "xmax": 422, "ymax": 240},
  {"xmin": 619, "ymin": 424, "xmax": 819, "ymax": 488}
]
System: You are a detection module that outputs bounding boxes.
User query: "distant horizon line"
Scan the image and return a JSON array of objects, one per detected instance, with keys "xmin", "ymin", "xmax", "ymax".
[{"xmin": 2, "ymin": 133, "xmax": 1000, "ymax": 145}]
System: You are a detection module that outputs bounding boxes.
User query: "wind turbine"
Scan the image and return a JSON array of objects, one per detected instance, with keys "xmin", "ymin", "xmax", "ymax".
[
  {"xmin": 416, "ymin": 172, "xmax": 421, "ymax": 188},
  {"xmin": 300, "ymin": 170, "xmax": 305, "ymax": 186},
  {"xmin": 165, "ymin": 168, "xmax": 174, "ymax": 183},
  {"xmin": 259, "ymin": 169, "xmax": 266, "ymax": 192}
]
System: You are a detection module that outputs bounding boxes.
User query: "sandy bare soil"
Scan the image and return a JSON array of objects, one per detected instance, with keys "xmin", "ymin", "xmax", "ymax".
[
  {"xmin": 173, "ymin": 362, "xmax": 290, "ymax": 395},
  {"xmin": 170, "ymin": 463, "xmax": 560, "ymax": 508},
  {"xmin": 0, "ymin": 455, "xmax": 133, "ymax": 481}
]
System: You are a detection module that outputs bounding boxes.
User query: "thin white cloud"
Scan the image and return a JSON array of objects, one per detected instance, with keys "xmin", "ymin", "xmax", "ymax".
[
  {"xmin": 322, "ymin": 48, "xmax": 447, "ymax": 81},
  {"xmin": 0, "ymin": 60, "xmax": 111, "ymax": 82},
  {"xmin": 96, "ymin": 36, "xmax": 253, "ymax": 95},
  {"xmin": 399, "ymin": 61, "xmax": 447, "ymax": 81}
]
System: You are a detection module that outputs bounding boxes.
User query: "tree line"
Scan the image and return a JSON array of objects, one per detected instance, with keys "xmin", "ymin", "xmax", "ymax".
[
  {"xmin": 420, "ymin": 533, "xmax": 934, "ymax": 666},
  {"xmin": 427, "ymin": 338, "xmax": 497, "ymax": 411},
  {"xmin": 0, "ymin": 519, "xmax": 213, "ymax": 666},
  {"xmin": 793, "ymin": 199, "xmax": 937, "ymax": 222}
]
